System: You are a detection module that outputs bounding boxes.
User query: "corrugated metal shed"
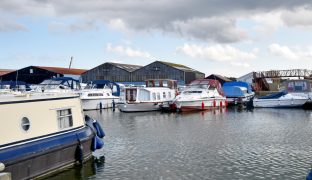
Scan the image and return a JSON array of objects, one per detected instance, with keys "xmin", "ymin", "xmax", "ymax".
[
  {"xmin": 108, "ymin": 62, "xmax": 142, "ymax": 72},
  {"xmin": 158, "ymin": 61, "xmax": 202, "ymax": 73}
]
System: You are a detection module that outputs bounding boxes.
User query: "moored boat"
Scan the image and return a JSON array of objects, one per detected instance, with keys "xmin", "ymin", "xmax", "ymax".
[
  {"xmin": 117, "ymin": 79, "xmax": 177, "ymax": 112},
  {"xmin": 173, "ymin": 79, "xmax": 227, "ymax": 112},
  {"xmin": 252, "ymin": 91, "xmax": 308, "ymax": 108},
  {"xmin": 0, "ymin": 92, "xmax": 105, "ymax": 180},
  {"xmin": 80, "ymin": 80, "xmax": 119, "ymax": 110},
  {"xmin": 222, "ymin": 81, "xmax": 255, "ymax": 105}
]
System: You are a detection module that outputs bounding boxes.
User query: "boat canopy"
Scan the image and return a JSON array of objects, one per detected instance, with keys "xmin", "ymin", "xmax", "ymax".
[
  {"xmin": 223, "ymin": 81, "xmax": 253, "ymax": 93},
  {"xmin": 258, "ymin": 91, "xmax": 287, "ymax": 99},
  {"xmin": 222, "ymin": 86, "xmax": 246, "ymax": 97},
  {"xmin": 87, "ymin": 80, "xmax": 121, "ymax": 96},
  {"xmin": 40, "ymin": 77, "xmax": 80, "ymax": 90}
]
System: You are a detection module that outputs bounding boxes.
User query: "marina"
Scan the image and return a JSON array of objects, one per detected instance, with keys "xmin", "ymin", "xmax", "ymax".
[{"xmin": 45, "ymin": 108, "xmax": 312, "ymax": 179}]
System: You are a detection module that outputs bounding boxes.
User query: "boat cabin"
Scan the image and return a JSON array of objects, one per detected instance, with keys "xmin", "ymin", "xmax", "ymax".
[
  {"xmin": 187, "ymin": 79, "xmax": 224, "ymax": 95},
  {"xmin": 85, "ymin": 80, "xmax": 121, "ymax": 96},
  {"xmin": 145, "ymin": 79, "xmax": 177, "ymax": 90}
]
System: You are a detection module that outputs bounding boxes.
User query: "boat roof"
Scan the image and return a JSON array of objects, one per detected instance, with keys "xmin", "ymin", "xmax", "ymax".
[
  {"xmin": 0, "ymin": 92, "xmax": 79, "ymax": 103},
  {"xmin": 258, "ymin": 91, "xmax": 287, "ymax": 99},
  {"xmin": 223, "ymin": 81, "xmax": 253, "ymax": 93}
]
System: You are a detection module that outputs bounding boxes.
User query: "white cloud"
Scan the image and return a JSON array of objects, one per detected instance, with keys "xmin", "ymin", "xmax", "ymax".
[
  {"xmin": 106, "ymin": 43, "xmax": 152, "ymax": 59},
  {"xmin": 230, "ymin": 62, "xmax": 250, "ymax": 68},
  {"xmin": 268, "ymin": 43, "xmax": 312, "ymax": 60},
  {"xmin": 176, "ymin": 43, "xmax": 257, "ymax": 62}
]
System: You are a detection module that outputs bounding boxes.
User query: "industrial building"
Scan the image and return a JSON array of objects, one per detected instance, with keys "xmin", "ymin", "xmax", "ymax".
[
  {"xmin": 0, "ymin": 66, "xmax": 87, "ymax": 84},
  {"xmin": 81, "ymin": 62, "xmax": 143, "ymax": 83},
  {"xmin": 132, "ymin": 61, "xmax": 205, "ymax": 84},
  {"xmin": 81, "ymin": 61, "xmax": 205, "ymax": 84}
]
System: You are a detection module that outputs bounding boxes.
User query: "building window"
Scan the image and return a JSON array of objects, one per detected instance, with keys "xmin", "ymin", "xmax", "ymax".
[
  {"xmin": 57, "ymin": 109, "xmax": 73, "ymax": 129},
  {"xmin": 21, "ymin": 117, "xmax": 30, "ymax": 131},
  {"xmin": 29, "ymin": 69, "xmax": 33, "ymax": 74},
  {"xmin": 163, "ymin": 92, "xmax": 166, "ymax": 98},
  {"xmin": 152, "ymin": 93, "xmax": 156, "ymax": 100}
]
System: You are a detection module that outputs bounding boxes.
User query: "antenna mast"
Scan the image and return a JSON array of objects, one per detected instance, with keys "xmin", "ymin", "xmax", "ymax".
[{"xmin": 69, "ymin": 56, "xmax": 73, "ymax": 69}]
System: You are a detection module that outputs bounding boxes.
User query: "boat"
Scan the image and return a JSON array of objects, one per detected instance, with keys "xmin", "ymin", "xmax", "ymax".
[
  {"xmin": 172, "ymin": 79, "xmax": 227, "ymax": 112},
  {"xmin": 80, "ymin": 80, "xmax": 119, "ymax": 110},
  {"xmin": 0, "ymin": 92, "xmax": 105, "ymax": 180},
  {"xmin": 117, "ymin": 79, "xmax": 177, "ymax": 112},
  {"xmin": 252, "ymin": 91, "xmax": 308, "ymax": 108},
  {"xmin": 222, "ymin": 81, "xmax": 255, "ymax": 105},
  {"xmin": 36, "ymin": 77, "xmax": 81, "ymax": 93},
  {"xmin": 0, "ymin": 81, "xmax": 31, "ymax": 93}
]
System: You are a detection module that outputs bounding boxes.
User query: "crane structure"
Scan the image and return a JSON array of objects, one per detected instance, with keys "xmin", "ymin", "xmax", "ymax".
[{"xmin": 252, "ymin": 69, "xmax": 312, "ymax": 91}]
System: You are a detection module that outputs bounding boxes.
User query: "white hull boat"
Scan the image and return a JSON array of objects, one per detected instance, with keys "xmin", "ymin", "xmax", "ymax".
[
  {"xmin": 80, "ymin": 89, "xmax": 119, "ymax": 110},
  {"xmin": 173, "ymin": 79, "xmax": 227, "ymax": 112},
  {"xmin": 253, "ymin": 91, "xmax": 308, "ymax": 108},
  {"xmin": 118, "ymin": 79, "xmax": 177, "ymax": 112},
  {"xmin": 118, "ymin": 102, "xmax": 162, "ymax": 112}
]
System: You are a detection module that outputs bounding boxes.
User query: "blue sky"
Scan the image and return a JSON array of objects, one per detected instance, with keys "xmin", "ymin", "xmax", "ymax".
[{"xmin": 1, "ymin": 1, "xmax": 312, "ymax": 77}]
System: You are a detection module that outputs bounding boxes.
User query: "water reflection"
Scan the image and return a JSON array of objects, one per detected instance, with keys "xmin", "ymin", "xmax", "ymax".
[
  {"xmin": 48, "ymin": 108, "xmax": 312, "ymax": 179},
  {"xmin": 45, "ymin": 156, "xmax": 105, "ymax": 180}
]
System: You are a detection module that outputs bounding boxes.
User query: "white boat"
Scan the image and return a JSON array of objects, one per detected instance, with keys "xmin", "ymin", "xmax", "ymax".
[
  {"xmin": 36, "ymin": 77, "xmax": 81, "ymax": 93},
  {"xmin": 253, "ymin": 91, "xmax": 308, "ymax": 108},
  {"xmin": 80, "ymin": 88, "xmax": 119, "ymax": 110},
  {"xmin": 0, "ymin": 92, "xmax": 105, "ymax": 179},
  {"xmin": 117, "ymin": 79, "xmax": 177, "ymax": 112},
  {"xmin": 173, "ymin": 79, "xmax": 227, "ymax": 112}
]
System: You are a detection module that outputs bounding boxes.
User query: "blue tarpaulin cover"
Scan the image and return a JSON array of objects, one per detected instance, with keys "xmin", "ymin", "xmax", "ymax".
[{"xmin": 222, "ymin": 81, "xmax": 253, "ymax": 97}]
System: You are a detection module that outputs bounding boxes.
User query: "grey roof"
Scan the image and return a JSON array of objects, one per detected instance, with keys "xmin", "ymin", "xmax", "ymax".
[
  {"xmin": 108, "ymin": 62, "xmax": 143, "ymax": 72},
  {"xmin": 206, "ymin": 74, "xmax": 232, "ymax": 82},
  {"xmin": 158, "ymin": 61, "xmax": 204, "ymax": 74}
]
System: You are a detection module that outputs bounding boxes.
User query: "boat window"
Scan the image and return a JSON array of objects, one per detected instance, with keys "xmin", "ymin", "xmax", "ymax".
[
  {"xmin": 88, "ymin": 93, "xmax": 104, "ymax": 97},
  {"xmin": 157, "ymin": 92, "xmax": 160, "ymax": 100},
  {"xmin": 183, "ymin": 91, "xmax": 202, "ymax": 94},
  {"xmin": 168, "ymin": 92, "xmax": 172, "ymax": 98},
  {"xmin": 21, "ymin": 117, "xmax": 30, "ymax": 131},
  {"xmin": 57, "ymin": 109, "xmax": 73, "ymax": 129},
  {"xmin": 152, "ymin": 93, "xmax": 156, "ymax": 100},
  {"xmin": 126, "ymin": 89, "xmax": 137, "ymax": 102},
  {"xmin": 163, "ymin": 92, "xmax": 166, "ymax": 98},
  {"xmin": 107, "ymin": 93, "xmax": 110, "ymax": 96},
  {"xmin": 208, "ymin": 86, "xmax": 216, "ymax": 90}
]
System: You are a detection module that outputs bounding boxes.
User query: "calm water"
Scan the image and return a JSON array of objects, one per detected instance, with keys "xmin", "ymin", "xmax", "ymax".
[{"xmin": 49, "ymin": 108, "xmax": 312, "ymax": 179}]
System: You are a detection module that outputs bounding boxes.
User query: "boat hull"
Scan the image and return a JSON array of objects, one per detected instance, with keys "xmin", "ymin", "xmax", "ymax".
[
  {"xmin": 0, "ymin": 126, "xmax": 94, "ymax": 180},
  {"xmin": 253, "ymin": 98, "xmax": 307, "ymax": 108},
  {"xmin": 175, "ymin": 98, "xmax": 227, "ymax": 112},
  {"xmin": 226, "ymin": 94, "xmax": 254, "ymax": 106},
  {"xmin": 81, "ymin": 98, "xmax": 118, "ymax": 110},
  {"xmin": 117, "ymin": 102, "xmax": 161, "ymax": 112}
]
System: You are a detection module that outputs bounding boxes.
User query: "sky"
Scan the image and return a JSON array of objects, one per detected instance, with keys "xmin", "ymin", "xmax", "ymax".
[{"xmin": 1, "ymin": 0, "xmax": 312, "ymax": 78}]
